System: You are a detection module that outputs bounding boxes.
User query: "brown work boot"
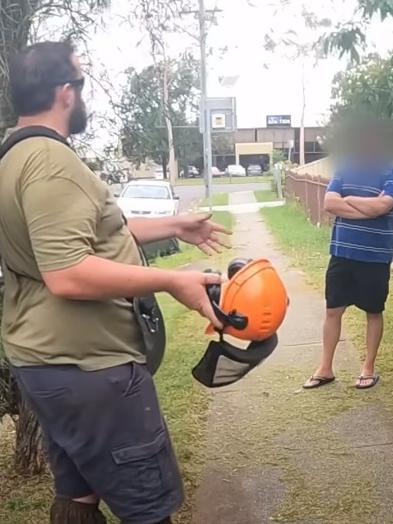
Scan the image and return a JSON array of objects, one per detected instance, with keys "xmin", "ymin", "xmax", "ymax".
[{"xmin": 50, "ymin": 496, "xmax": 107, "ymax": 524}]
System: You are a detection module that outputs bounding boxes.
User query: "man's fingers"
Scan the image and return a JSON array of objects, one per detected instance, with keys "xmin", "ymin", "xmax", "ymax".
[
  {"xmin": 198, "ymin": 242, "xmax": 216, "ymax": 256},
  {"xmin": 203, "ymin": 272, "xmax": 223, "ymax": 285},
  {"xmin": 210, "ymin": 222, "xmax": 232, "ymax": 235},
  {"xmin": 206, "ymin": 239, "xmax": 222, "ymax": 254},
  {"xmin": 211, "ymin": 233, "xmax": 231, "ymax": 249},
  {"xmin": 195, "ymin": 212, "xmax": 212, "ymax": 222}
]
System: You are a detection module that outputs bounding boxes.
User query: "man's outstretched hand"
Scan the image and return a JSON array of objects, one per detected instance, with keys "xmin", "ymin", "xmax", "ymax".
[{"xmin": 175, "ymin": 213, "xmax": 232, "ymax": 255}]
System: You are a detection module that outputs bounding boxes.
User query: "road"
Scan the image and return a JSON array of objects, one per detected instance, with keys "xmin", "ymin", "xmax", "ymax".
[{"xmin": 110, "ymin": 181, "xmax": 272, "ymax": 211}]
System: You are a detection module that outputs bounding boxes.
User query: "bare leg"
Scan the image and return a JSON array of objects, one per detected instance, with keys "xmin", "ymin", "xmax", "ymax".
[
  {"xmin": 304, "ymin": 307, "xmax": 345, "ymax": 387},
  {"xmin": 73, "ymin": 494, "xmax": 99, "ymax": 504},
  {"xmin": 356, "ymin": 313, "xmax": 383, "ymax": 388},
  {"xmin": 50, "ymin": 494, "xmax": 106, "ymax": 523}
]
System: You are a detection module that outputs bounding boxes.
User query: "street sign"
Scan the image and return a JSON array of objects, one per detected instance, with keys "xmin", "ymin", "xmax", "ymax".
[
  {"xmin": 267, "ymin": 115, "xmax": 291, "ymax": 128},
  {"xmin": 212, "ymin": 113, "xmax": 226, "ymax": 129},
  {"xmin": 206, "ymin": 97, "xmax": 237, "ymax": 133}
]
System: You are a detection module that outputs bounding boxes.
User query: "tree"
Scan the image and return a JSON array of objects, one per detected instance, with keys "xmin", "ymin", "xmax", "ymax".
[
  {"xmin": 0, "ymin": 0, "xmax": 109, "ymax": 137},
  {"xmin": 263, "ymin": 3, "xmax": 331, "ymax": 165},
  {"xmin": 327, "ymin": 54, "xmax": 393, "ymax": 156},
  {"xmin": 120, "ymin": 53, "xmax": 201, "ymax": 178},
  {"xmin": 0, "ymin": 0, "xmax": 109, "ymax": 475},
  {"xmin": 130, "ymin": 0, "xmax": 194, "ymax": 184},
  {"xmin": 212, "ymin": 134, "xmax": 234, "ymax": 156},
  {"xmin": 321, "ymin": 0, "xmax": 393, "ymax": 62},
  {"xmin": 330, "ymin": 54, "xmax": 393, "ymax": 121}
]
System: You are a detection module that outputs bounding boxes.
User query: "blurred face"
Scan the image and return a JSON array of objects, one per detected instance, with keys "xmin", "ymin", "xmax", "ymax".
[{"xmin": 68, "ymin": 54, "xmax": 88, "ymax": 135}]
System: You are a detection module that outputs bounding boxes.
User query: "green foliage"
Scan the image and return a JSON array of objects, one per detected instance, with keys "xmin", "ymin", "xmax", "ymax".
[
  {"xmin": 119, "ymin": 53, "xmax": 202, "ymax": 173},
  {"xmin": 321, "ymin": 0, "xmax": 393, "ymax": 62},
  {"xmin": 321, "ymin": 25, "xmax": 366, "ymax": 63},
  {"xmin": 272, "ymin": 148, "xmax": 287, "ymax": 165},
  {"xmin": 330, "ymin": 54, "xmax": 393, "ymax": 120}
]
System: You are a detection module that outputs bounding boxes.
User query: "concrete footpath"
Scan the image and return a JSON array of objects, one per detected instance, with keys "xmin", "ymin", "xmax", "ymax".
[{"xmin": 192, "ymin": 193, "xmax": 393, "ymax": 524}]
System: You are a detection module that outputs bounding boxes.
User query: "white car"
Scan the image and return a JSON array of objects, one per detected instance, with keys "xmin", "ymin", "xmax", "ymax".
[
  {"xmin": 225, "ymin": 164, "xmax": 246, "ymax": 177},
  {"xmin": 117, "ymin": 180, "xmax": 180, "ymax": 218}
]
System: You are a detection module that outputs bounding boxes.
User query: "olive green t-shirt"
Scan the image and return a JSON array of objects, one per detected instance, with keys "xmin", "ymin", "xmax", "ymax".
[{"xmin": 0, "ymin": 134, "xmax": 145, "ymax": 370}]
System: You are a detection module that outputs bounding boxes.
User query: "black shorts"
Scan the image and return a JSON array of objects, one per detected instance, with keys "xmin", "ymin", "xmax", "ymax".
[
  {"xmin": 12, "ymin": 362, "xmax": 183, "ymax": 524},
  {"xmin": 325, "ymin": 256, "xmax": 391, "ymax": 313}
]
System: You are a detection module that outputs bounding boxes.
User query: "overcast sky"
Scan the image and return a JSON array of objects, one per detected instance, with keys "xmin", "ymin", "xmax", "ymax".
[{"xmin": 84, "ymin": 0, "xmax": 393, "ymax": 151}]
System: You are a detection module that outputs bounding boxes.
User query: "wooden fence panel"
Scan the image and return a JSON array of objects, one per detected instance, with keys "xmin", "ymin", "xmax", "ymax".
[{"xmin": 285, "ymin": 171, "xmax": 331, "ymax": 225}]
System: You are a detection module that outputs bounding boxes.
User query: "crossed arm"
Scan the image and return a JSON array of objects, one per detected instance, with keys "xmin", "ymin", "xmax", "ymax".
[{"xmin": 324, "ymin": 192, "xmax": 393, "ymax": 219}]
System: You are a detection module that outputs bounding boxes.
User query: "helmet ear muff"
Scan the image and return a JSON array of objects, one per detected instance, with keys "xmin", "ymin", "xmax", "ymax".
[
  {"xmin": 227, "ymin": 257, "xmax": 253, "ymax": 280},
  {"xmin": 204, "ymin": 269, "xmax": 222, "ymax": 306},
  {"xmin": 206, "ymin": 283, "xmax": 221, "ymax": 306}
]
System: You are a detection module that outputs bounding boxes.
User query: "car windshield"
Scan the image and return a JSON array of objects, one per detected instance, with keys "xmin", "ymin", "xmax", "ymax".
[{"xmin": 123, "ymin": 185, "xmax": 170, "ymax": 199}]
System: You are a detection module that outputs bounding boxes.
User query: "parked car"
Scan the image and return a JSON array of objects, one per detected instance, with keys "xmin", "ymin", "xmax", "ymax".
[
  {"xmin": 225, "ymin": 164, "xmax": 246, "ymax": 177},
  {"xmin": 117, "ymin": 180, "xmax": 180, "ymax": 218},
  {"xmin": 247, "ymin": 164, "xmax": 262, "ymax": 176},
  {"xmin": 101, "ymin": 171, "xmax": 127, "ymax": 185},
  {"xmin": 180, "ymin": 165, "xmax": 199, "ymax": 178},
  {"xmin": 212, "ymin": 166, "xmax": 222, "ymax": 177}
]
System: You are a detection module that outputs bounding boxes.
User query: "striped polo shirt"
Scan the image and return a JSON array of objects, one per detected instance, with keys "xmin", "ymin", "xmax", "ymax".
[{"xmin": 328, "ymin": 161, "xmax": 393, "ymax": 264}]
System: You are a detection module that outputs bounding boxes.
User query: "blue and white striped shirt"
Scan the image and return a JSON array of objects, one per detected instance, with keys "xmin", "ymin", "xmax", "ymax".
[{"xmin": 328, "ymin": 162, "xmax": 393, "ymax": 264}]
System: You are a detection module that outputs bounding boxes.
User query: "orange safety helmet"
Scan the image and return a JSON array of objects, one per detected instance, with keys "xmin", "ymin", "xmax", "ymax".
[
  {"xmin": 192, "ymin": 258, "xmax": 288, "ymax": 388},
  {"xmin": 205, "ymin": 258, "xmax": 288, "ymax": 341}
]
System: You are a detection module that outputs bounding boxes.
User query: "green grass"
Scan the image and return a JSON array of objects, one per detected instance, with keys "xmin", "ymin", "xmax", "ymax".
[
  {"xmin": 261, "ymin": 202, "xmax": 330, "ymax": 286},
  {"xmin": 199, "ymin": 192, "xmax": 229, "ymax": 208},
  {"xmin": 254, "ymin": 188, "xmax": 280, "ymax": 203},
  {"xmin": 176, "ymin": 175, "xmax": 273, "ymax": 186},
  {"xmin": 257, "ymin": 202, "xmax": 393, "ymax": 522}
]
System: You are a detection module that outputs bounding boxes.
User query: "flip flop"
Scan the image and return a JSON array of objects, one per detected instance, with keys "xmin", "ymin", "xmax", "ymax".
[
  {"xmin": 355, "ymin": 375, "xmax": 380, "ymax": 390},
  {"xmin": 303, "ymin": 376, "xmax": 336, "ymax": 389}
]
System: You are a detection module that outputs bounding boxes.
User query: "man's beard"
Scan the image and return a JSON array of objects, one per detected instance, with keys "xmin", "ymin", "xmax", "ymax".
[{"xmin": 69, "ymin": 97, "xmax": 88, "ymax": 135}]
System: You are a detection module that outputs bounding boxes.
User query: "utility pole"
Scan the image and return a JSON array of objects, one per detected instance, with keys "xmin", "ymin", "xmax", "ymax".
[
  {"xmin": 182, "ymin": 1, "xmax": 222, "ymax": 206},
  {"xmin": 198, "ymin": 0, "xmax": 211, "ymax": 204}
]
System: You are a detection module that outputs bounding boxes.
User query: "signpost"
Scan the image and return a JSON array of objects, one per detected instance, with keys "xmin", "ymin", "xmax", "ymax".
[{"xmin": 200, "ymin": 96, "xmax": 237, "ymax": 208}]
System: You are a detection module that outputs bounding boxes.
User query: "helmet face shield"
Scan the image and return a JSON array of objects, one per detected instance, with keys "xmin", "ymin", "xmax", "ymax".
[{"xmin": 192, "ymin": 335, "xmax": 278, "ymax": 388}]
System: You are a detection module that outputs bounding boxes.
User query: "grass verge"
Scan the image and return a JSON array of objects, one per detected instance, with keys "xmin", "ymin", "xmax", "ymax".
[
  {"xmin": 255, "ymin": 201, "xmax": 393, "ymax": 522},
  {"xmin": 0, "ymin": 215, "xmax": 234, "ymax": 524},
  {"xmin": 254, "ymin": 188, "xmax": 280, "ymax": 203},
  {"xmin": 199, "ymin": 192, "xmax": 228, "ymax": 208}
]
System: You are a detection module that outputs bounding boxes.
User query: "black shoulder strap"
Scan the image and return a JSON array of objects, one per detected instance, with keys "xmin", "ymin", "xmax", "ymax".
[
  {"xmin": 0, "ymin": 126, "xmax": 70, "ymax": 160},
  {"xmin": 0, "ymin": 126, "xmax": 70, "ymax": 280}
]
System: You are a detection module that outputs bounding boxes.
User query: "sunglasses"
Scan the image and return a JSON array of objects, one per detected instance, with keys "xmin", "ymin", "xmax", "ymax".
[{"xmin": 50, "ymin": 77, "xmax": 85, "ymax": 91}]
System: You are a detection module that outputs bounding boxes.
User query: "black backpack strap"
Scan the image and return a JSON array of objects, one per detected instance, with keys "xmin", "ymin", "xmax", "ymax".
[
  {"xmin": 0, "ymin": 126, "xmax": 70, "ymax": 160},
  {"xmin": 0, "ymin": 126, "xmax": 70, "ymax": 279}
]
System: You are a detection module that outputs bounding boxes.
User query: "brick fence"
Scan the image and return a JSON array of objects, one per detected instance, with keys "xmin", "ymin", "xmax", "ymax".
[{"xmin": 285, "ymin": 170, "xmax": 331, "ymax": 226}]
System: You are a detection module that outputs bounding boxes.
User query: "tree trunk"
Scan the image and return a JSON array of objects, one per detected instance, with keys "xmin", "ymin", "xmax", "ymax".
[
  {"xmin": 299, "ymin": 63, "xmax": 306, "ymax": 166},
  {"xmin": 162, "ymin": 155, "xmax": 168, "ymax": 179},
  {"xmin": 14, "ymin": 397, "xmax": 46, "ymax": 475}
]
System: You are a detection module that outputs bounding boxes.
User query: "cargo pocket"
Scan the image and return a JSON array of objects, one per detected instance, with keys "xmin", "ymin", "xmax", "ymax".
[{"xmin": 111, "ymin": 429, "xmax": 179, "ymax": 498}]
